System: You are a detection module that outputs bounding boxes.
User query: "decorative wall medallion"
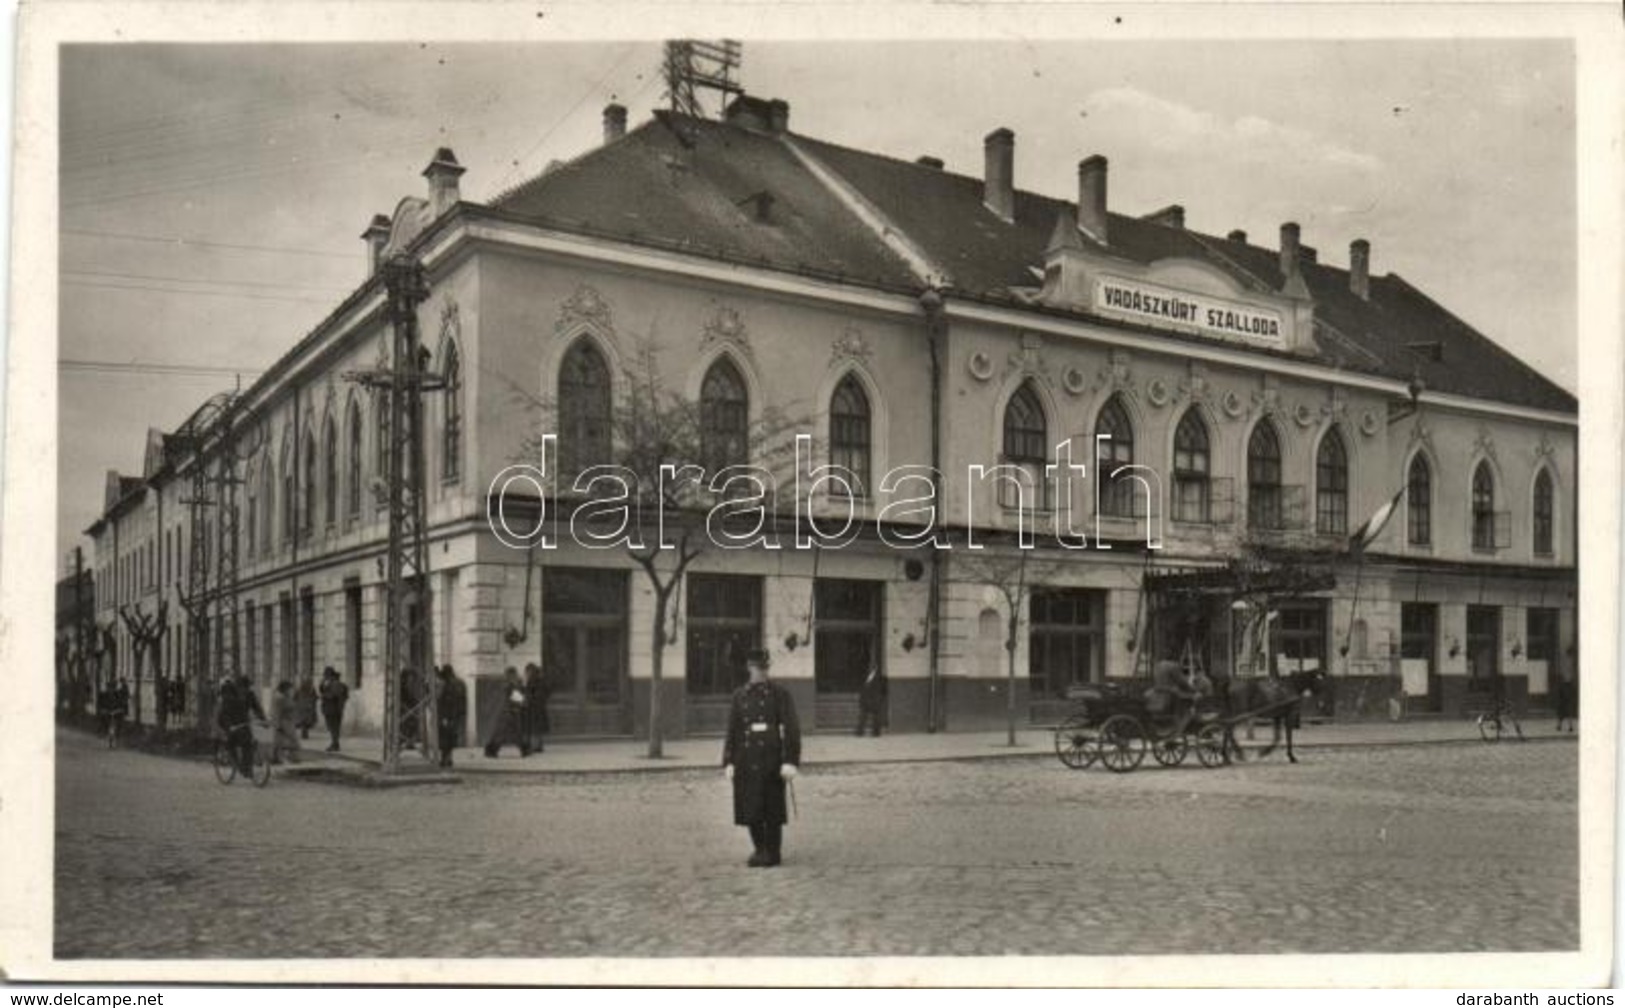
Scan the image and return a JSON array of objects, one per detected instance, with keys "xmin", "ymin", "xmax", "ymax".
[
  {"xmin": 829, "ymin": 326, "xmax": 871, "ymax": 365},
  {"xmin": 1534, "ymin": 431, "xmax": 1555, "ymax": 462},
  {"xmin": 1359, "ymin": 410, "xmax": 1380, "ymax": 437},
  {"xmin": 1293, "ymin": 403, "xmax": 1317, "ymax": 428},
  {"xmin": 967, "ymin": 351, "xmax": 995, "ymax": 381},
  {"xmin": 1062, "ymin": 366, "xmax": 1088, "ymax": 396},
  {"xmin": 700, "ymin": 303, "xmax": 752, "ymax": 359},
  {"xmin": 1006, "ymin": 332, "xmax": 1047, "ymax": 378},
  {"xmin": 1472, "ymin": 425, "xmax": 1498, "ymax": 461},
  {"xmin": 1221, "ymin": 390, "xmax": 1245, "ymax": 419},
  {"xmin": 1146, "ymin": 378, "xmax": 1171, "ymax": 408},
  {"xmin": 556, "ymin": 284, "xmax": 614, "ymax": 335}
]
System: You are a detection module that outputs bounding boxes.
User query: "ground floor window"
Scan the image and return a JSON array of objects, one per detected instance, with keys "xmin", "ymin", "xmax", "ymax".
[
  {"xmin": 686, "ymin": 574, "xmax": 762, "ymax": 697},
  {"xmin": 1027, "ymin": 588, "xmax": 1105, "ymax": 699},
  {"xmin": 279, "ymin": 596, "xmax": 295, "ymax": 682},
  {"xmin": 814, "ymin": 579, "xmax": 884, "ymax": 695},
  {"xmin": 1400, "ymin": 603, "xmax": 1437, "ymax": 664},
  {"xmin": 1274, "ymin": 601, "xmax": 1327, "ymax": 675},
  {"xmin": 542, "ymin": 567, "xmax": 628, "ymax": 710},
  {"xmin": 1526, "ymin": 608, "xmax": 1558, "ymax": 663}
]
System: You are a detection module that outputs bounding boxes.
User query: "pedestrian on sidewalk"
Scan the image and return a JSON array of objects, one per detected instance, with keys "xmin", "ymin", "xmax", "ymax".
[
  {"xmin": 293, "ymin": 671, "xmax": 318, "ymax": 740},
  {"xmin": 1554, "ymin": 647, "xmax": 1577, "ymax": 733},
  {"xmin": 855, "ymin": 663, "xmax": 887, "ymax": 737},
  {"xmin": 523, "ymin": 662, "xmax": 551, "ymax": 754},
  {"xmin": 484, "ymin": 667, "xmax": 530, "ymax": 758},
  {"xmin": 269, "ymin": 680, "xmax": 301, "ymax": 764},
  {"xmin": 318, "ymin": 667, "xmax": 348, "ymax": 753},
  {"xmin": 722, "ymin": 649, "xmax": 801, "ymax": 868},
  {"xmin": 436, "ymin": 665, "xmax": 468, "ymax": 768}
]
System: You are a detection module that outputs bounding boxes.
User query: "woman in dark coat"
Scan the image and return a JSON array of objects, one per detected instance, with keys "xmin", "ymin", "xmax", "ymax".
[
  {"xmin": 523, "ymin": 662, "xmax": 551, "ymax": 754},
  {"xmin": 721, "ymin": 649, "xmax": 802, "ymax": 868},
  {"xmin": 293, "ymin": 672, "xmax": 319, "ymax": 740}
]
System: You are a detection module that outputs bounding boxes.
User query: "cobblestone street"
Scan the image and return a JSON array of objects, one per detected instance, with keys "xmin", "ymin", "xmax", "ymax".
[{"xmin": 54, "ymin": 729, "xmax": 1578, "ymax": 959}]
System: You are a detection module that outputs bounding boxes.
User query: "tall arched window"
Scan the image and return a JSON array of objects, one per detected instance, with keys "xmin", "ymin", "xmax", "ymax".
[
  {"xmin": 1407, "ymin": 454, "xmax": 1432, "ymax": 547},
  {"xmin": 1002, "ymin": 381, "xmax": 1046, "ymax": 510},
  {"xmin": 347, "ymin": 398, "xmax": 363, "ymax": 521},
  {"xmin": 1096, "ymin": 396, "xmax": 1135, "ymax": 517},
  {"xmin": 1247, "ymin": 421, "xmax": 1283, "ymax": 529},
  {"xmin": 303, "ymin": 429, "xmax": 318, "ymax": 537},
  {"xmin": 441, "ymin": 343, "xmax": 462, "ymax": 483},
  {"xmin": 374, "ymin": 394, "xmax": 389, "ymax": 497},
  {"xmin": 323, "ymin": 416, "xmax": 338, "ymax": 527},
  {"xmin": 280, "ymin": 438, "xmax": 295, "ymax": 545},
  {"xmin": 1315, "ymin": 428, "xmax": 1348, "ymax": 535},
  {"xmin": 261, "ymin": 454, "xmax": 275, "ymax": 551},
  {"xmin": 559, "ymin": 340, "xmax": 612, "ymax": 477},
  {"xmin": 830, "ymin": 373, "xmax": 872, "ymax": 496},
  {"xmin": 1472, "ymin": 461, "xmax": 1496, "ymax": 550},
  {"xmin": 700, "ymin": 357, "xmax": 749, "ymax": 473},
  {"xmin": 245, "ymin": 460, "xmax": 259, "ymax": 558},
  {"xmin": 1172, "ymin": 408, "xmax": 1210, "ymax": 523},
  {"xmin": 1533, "ymin": 468, "xmax": 1554, "ymax": 556}
]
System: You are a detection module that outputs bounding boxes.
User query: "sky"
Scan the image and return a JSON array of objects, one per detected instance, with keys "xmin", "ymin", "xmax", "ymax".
[{"xmin": 56, "ymin": 38, "xmax": 1577, "ymax": 568}]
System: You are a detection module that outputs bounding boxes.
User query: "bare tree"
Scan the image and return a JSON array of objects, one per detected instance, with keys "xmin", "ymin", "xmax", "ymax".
[
  {"xmin": 958, "ymin": 534, "xmax": 1052, "ymax": 747},
  {"xmin": 515, "ymin": 337, "xmax": 806, "ymax": 758},
  {"xmin": 117, "ymin": 602, "xmax": 169, "ymax": 728}
]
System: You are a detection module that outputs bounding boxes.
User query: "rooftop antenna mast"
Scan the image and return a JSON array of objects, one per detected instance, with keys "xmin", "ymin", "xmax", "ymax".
[{"xmin": 663, "ymin": 40, "xmax": 744, "ymax": 119}]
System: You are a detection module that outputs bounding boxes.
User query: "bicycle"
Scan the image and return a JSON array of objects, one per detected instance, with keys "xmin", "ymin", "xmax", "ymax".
[
  {"xmin": 105, "ymin": 714, "xmax": 124, "ymax": 749},
  {"xmin": 1477, "ymin": 700, "xmax": 1526, "ymax": 743},
  {"xmin": 212, "ymin": 720, "xmax": 273, "ymax": 787}
]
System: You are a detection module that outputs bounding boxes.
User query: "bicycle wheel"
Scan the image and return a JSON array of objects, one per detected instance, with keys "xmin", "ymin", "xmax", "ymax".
[
  {"xmin": 250, "ymin": 744, "xmax": 272, "ymax": 788},
  {"xmin": 1053, "ymin": 715, "xmax": 1099, "ymax": 770},
  {"xmin": 1477, "ymin": 713, "xmax": 1501, "ymax": 743},
  {"xmin": 213, "ymin": 743, "xmax": 237, "ymax": 785}
]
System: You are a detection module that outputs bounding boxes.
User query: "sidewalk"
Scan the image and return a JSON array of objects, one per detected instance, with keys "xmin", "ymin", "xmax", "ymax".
[{"xmin": 294, "ymin": 715, "xmax": 1579, "ymax": 776}]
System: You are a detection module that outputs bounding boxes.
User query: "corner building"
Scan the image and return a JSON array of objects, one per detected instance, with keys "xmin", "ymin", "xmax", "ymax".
[{"xmin": 85, "ymin": 96, "xmax": 1577, "ymax": 738}]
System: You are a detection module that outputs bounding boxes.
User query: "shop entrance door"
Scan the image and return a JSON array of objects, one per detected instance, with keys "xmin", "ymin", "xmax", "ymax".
[
  {"xmin": 541, "ymin": 568, "xmax": 630, "ymax": 735},
  {"xmin": 814, "ymin": 579, "xmax": 884, "ymax": 729}
]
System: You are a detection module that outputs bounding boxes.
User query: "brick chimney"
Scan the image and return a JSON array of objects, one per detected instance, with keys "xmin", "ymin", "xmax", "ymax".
[
  {"xmin": 1077, "ymin": 155, "xmax": 1108, "ymax": 242},
  {"xmin": 422, "ymin": 147, "xmax": 465, "ymax": 218},
  {"xmin": 723, "ymin": 95, "xmax": 788, "ymax": 133},
  {"xmin": 915, "ymin": 155, "xmax": 944, "ymax": 170},
  {"xmin": 1349, "ymin": 238, "xmax": 1371, "ymax": 299},
  {"xmin": 1227, "ymin": 229, "xmax": 1248, "ymax": 244},
  {"xmin": 361, "ymin": 214, "xmax": 391, "ymax": 275},
  {"xmin": 1279, "ymin": 222, "xmax": 1310, "ymax": 297},
  {"xmin": 603, "ymin": 103, "xmax": 627, "ymax": 144},
  {"xmin": 1143, "ymin": 204, "xmax": 1184, "ymax": 229},
  {"xmin": 983, "ymin": 128, "xmax": 1015, "ymax": 223},
  {"xmin": 768, "ymin": 99, "xmax": 790, "ymax": 133}
]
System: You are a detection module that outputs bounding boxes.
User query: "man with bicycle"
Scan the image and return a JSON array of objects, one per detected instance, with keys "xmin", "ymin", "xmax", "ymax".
[{"xmin": 216, "ymin": 674, "xmax": 266, "ymax": 774}]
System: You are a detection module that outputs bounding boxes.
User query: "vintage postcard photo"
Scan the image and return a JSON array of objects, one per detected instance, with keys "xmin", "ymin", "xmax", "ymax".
[{"xmin": 5, "ymin": 1, "xmax": 1621, "ymax": 988}]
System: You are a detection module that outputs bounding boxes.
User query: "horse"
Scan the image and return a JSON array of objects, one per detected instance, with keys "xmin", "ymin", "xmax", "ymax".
[{"xmin": 1250, "ymin": 669, "xmax": 1328, "ymax": 763}]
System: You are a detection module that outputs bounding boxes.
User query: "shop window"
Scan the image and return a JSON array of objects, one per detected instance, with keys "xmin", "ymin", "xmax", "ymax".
[
  {"xmin": 685, "ymin": 574, "xmax": 762, "ymax": 697},
  {"xmin": 1028, "ymin": 588, "xmax": 1105, "ymax": 699}
]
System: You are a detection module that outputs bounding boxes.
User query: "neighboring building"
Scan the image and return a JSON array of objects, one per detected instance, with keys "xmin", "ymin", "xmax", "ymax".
[{"xmin": 83, "ymin": 95, "xmax": 1577, "ymax": 737}]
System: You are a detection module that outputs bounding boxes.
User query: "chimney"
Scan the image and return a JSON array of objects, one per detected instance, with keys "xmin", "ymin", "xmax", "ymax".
[
  {"xmin": 602, "ymin": 103, "xmax": 627, "ymax": 144},
  {"xmin": 915, "ymin": 155, "xmax": 944, "ymax": 170},
  {"xmin": 1227, "ymin": 229, "xmax": 1248, "ymax": 244},
  {"xmin": 1143, "ymin": 204, "xmax": 1184, "ymax": 229},
  {"xmin": 768, "ymin": 99, "xmax": 790, "ymax": 133},
  {"xmin": 723, "ymin": 95, "xmax": 788, "ymax": 133},
  {"xmin": 1279, "ymin": 222, "xmax": 1301, "ymax": 276},
  {"xmin": 1077, "ymin": 155, "xmax": 1108, "ymax": 242},
  {"xmin": 422, "ymin": 147, "xmax": 465, "ymax": 218},
  {"xmin": 983, "ymin": 128, "xmax": 1015, "ymax": 222},
  {"xmin": 1349, "ymin": 238, "xmax": 1371, "ymax": 299},
  {"xmin": 361, "ymin": 214, "xmax": 392, "ymax": 274}
]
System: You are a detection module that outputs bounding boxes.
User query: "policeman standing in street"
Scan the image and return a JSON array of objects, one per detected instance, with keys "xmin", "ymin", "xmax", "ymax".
[{"xmin": 722, "ymin": 649, "xmax": 802, "ymax": 868}]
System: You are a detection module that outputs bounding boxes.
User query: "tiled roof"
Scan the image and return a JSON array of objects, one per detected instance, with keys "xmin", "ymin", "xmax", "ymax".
[{"xmin": 491, "ymin": 111, "xmax": 1574, "ymax": 414}]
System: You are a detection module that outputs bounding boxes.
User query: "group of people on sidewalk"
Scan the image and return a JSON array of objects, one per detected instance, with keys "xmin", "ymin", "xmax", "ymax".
[
  {"xmin": 483, "ymin": 664, "xmax": 553, "ymax": 759},
  {"xmin": 217, "ymin": 667, "xmax": 351, "ymax": 769}
]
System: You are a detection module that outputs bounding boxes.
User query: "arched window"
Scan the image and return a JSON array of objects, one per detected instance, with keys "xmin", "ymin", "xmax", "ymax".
[
  {"xmin": 700, "ymin": 357, "xmax": 749, "ymax": 473},
  {"xmin": 245, "ymin": 460, "xmax": 259, "ymax": 558},
  {"xmin": 374, "ymin": 394, "xmax": 389, "ymax": 498},
  {"xmin": 347, "ymin": 399, "xmax": 362, "ymax": 521},
  {"xmin": 1172, "ymin": 408, "xmax": 1210, "ymax": 523},
  {"xmin": 1407, "ymin": 454, "xmax": 1431, "ymax": 547},
  {"xmin": 1096, "ymin": 396, "xmax": 1135, "ymax": 517},
  {"xmin": 323, "ymin": 416, "xmax": 337, "ymax": 527},
  {"xmin": 1533, "ymin": 468, "xmax": 1554, "ymax": 556},
  {"xmin": 1315, "ymin": 428, "xmax": 1348, "ymax": 535},
  {"xmin": 1247, "ymin": 421, "xmax": 1283, "ymax": 529},
  {"xmin": 280, "ymin": 438, "xmax": 295, "ymax": 545},
  {"xmin": 303, "ymin": 429, "xmax": 318, "ymax": 537},
  {"xmin": 1002, "ymin": 381, "xmax": 1046, "ymax": 510},
  {"xmin": 830, "ymin": 374, "xmax": 872, "ymax": 496},
  {"xmin": 261, "ymin": 454, "xmax": 275, "ymax": 551},
  {"xmin": 1471, "ymin": 461, "xmax": 1496, "ymax": 550},
  {"xmin": 441, "ymin": 343, "xmax": 462, "ymax": 483},
  {"xmin": 559, "ymin": 340, "xmax": 612, "ymax": 476}
]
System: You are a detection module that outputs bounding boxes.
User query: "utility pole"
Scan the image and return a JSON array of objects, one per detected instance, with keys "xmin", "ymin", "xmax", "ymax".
[
  {"xmin": 179, "ymin": 441, "xmax": 215, "ymax": 730},
  {"xmin": 347, "ymin": 254, "xmax": 441, "ymax": 773}
]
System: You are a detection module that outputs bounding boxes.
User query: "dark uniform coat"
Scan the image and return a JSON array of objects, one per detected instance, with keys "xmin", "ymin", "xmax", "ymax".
[{"xmin": 722, "ymin": 681, "xmax": 802, "ymax": 827}]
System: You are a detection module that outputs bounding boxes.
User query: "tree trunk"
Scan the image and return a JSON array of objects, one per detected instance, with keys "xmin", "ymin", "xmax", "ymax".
[
  {"xmin": 132, "ymin": 645, "xmax": 145, "ymax": 727},
  {"xmin": 1006, "ymin": 614, "xmax": 1018, "ymax": 747},
  {"xmin": 647, "ymin": 585, "xmax": 667, "ymax": 759}
]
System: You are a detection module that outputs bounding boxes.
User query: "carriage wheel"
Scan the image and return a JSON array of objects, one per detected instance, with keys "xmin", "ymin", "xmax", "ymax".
[
  {"xmin": 1053, "ymin": 715, "xmax": 1099, "ymax": 770},
  {"xmin": 1195, "ymin": 725, "xmax": 1229, "ymax": 768},
  {"xmin": 1097, "ymin": 714, "xmax": 1146, "ymax": 773},
  {"xmin": 1152, "ymin": 733, "xmax": 1189, "ymax": 767}
]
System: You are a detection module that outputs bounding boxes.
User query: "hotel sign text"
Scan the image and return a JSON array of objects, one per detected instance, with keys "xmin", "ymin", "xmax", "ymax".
[{"xmin": 1095, "ymin": 276, "xmax": 1284, "ymax": 344}]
